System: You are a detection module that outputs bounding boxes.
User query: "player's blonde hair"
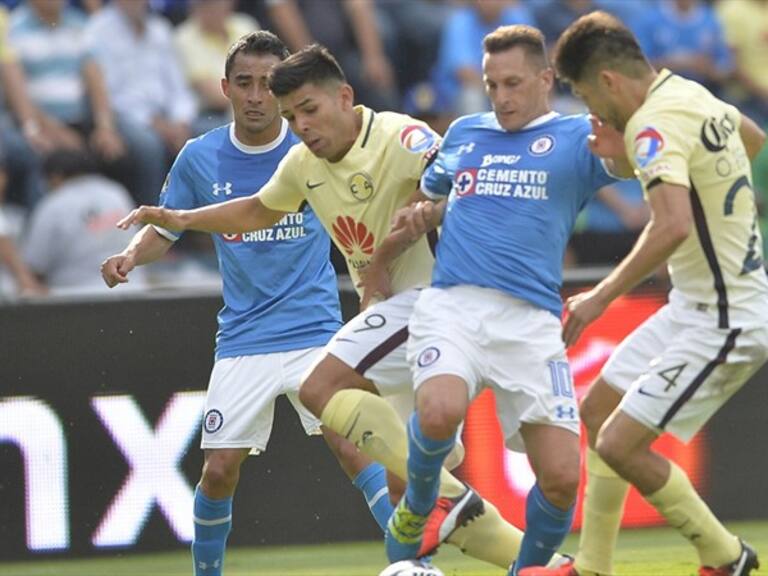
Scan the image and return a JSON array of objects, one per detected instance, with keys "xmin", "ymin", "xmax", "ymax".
[{"xmin": 554, "ymin": 11, "xmax": 651, "ymax": 84}]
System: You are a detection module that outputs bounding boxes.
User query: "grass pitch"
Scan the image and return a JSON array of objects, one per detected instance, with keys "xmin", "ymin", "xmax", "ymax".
[{"xmin": 1, "ymin": 520, "xmax": 766, "ymax": 576}]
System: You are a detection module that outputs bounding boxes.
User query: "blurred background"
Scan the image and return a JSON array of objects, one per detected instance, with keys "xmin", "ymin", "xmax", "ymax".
[{"xmin": 1, "ymin": 0, "xmax": 767, "ymax": 566}]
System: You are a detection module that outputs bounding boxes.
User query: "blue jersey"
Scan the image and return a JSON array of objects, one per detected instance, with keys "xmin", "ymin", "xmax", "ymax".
[
  {"xmin": 159, "ymin": 121, "xmax": 342, "ymax": 359},
  {"xmin": 422, "ymin": 112, "xmax": 617, "ymax": 316}
]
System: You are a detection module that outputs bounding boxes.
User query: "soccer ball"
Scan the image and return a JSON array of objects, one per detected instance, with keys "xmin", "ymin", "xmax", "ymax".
[{"xmin": 378, "ymin": 559, "xmax": 445, "ymax": 576}]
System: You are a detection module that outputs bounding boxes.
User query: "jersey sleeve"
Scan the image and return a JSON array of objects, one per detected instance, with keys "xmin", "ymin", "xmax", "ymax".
[
  {"xmin": 256, "ymin": 146, "xmax": 305, "ymax": 213},
  {"xmin": 574, "ymin": 117, "xmax": 620, "ymax": 207},
  {"xmin": 155, "ymin": 143, "xmax": 197, "ymax": 241},
  {"xmin": 389, "ymin": 119, "xmax": 441, "ymax": 194},
  {"xmin": 624, "ymin": 111, "xmax": 694, "ymax": 193},
  {"xmin": 420, "ymin": 121, "xmax": 461, "ymax": 199}
]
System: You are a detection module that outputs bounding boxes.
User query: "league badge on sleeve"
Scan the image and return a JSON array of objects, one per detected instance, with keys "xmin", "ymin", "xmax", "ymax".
[
  {"xmin": 633, "ymin": 126, "xmax": 665, "ymax": 168},
  {"xmin": 400, "ymin": 125, "xmax": 438, "ymax": 154}
]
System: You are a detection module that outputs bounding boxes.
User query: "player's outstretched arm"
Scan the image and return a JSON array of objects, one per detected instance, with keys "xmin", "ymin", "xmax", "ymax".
[
  {"xmin": 117, "ymin": 195, "xmax": 287, "ymax": 235},
  {"xmin": 563, "ymin": 182, "xmax": 692, "ymax": 346},
  {"xmin": 740, "ymin": 113, "xmax": 767, "ymax": 161},
  {"xmin": 101, "ymin": 225, "xmax": 172, "ymax": 288}
]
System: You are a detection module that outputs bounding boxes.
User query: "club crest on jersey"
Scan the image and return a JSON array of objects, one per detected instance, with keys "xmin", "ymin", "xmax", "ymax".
[
  {"xmin": 529, "ymin": 135, "xmax": 555, "ymax": 156},
  {"xmin": 417, "ymin": 347, "xmax": 441, "ymax": 367},
  {"xmin": 332, "ymin": 215, "xmax": 375, "ymax": 259},
  {"xmin": 204, "ymin": 409, "xmax": 223, "ymax": 433},
  {"xmin": 348, "ymin": 171, "xmax": 375, "ymax": 201},
  {"xmin": 633, "ymin": 126, "xmax": 665, "ymax": 167},
  {"xmin": 399, "ymin": 124, "xmax": 437, "ymax": 153},
  {"xmin": 453, "ymin": 169, "xmax": 477, "ymax": 197}
]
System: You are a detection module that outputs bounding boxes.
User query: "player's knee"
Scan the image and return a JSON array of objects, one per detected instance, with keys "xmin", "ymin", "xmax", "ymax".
[
  {"xmin": 417, "ymin": 395, "xmax": 463, "ymax": 441},
  {"xmin": 200, "ymin": 458, "xmax": 241, "ymax": 496},
  {"xmin": 595, "ymin": 430, "xmax": 625, "ymax": 472},
  {"xmin": 300, "ymin": 358, "xmax": 364, "ymax": 417},
  {"xmin": 537, "ymin": 461, "xmax": 580, "ymax": 509},
  {"xmin": 579, "ymin": 397, "xmax": 606, "ymax": 448}
]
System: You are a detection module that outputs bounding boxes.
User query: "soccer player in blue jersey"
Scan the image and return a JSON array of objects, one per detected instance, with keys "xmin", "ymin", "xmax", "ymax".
[
  {"xmin": 363, "ymin": 25, "xmax": 619, "ymax": 574},
  {"xmin": 101, "ymin": 32, "xmax": 392, "ymax": 576}
]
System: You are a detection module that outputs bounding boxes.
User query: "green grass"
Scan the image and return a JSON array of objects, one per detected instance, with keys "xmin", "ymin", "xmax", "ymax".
[{"xmin": 2, "ymin": 521, "xmax": 766, "ymax": 576}]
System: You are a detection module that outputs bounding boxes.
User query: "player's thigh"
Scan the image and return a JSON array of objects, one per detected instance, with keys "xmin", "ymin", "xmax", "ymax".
[
  {"xmin": 202, "ymin": 354, "xmax": 284, "ymax": 454},
  {"xmin": 618, "ymin": 323, "xmax": 768, "ymax": 442},
  {"xmin": 600, "ymin": 305, "xmax": 676, "ymax": 395},
  {"xmin": 407, "ymin": 286, "xmax": 485, "ymax": 396},
  {"xmin": 320, "ymin": 288, "xmax": 423, "ymax": 397},
  {"xmin": 485, "ymin": 296, "xmax": 579, "ymax": 452},
  {"xmin": 282, "ymin": 346, "xmax": 327, "ymax": 436}
]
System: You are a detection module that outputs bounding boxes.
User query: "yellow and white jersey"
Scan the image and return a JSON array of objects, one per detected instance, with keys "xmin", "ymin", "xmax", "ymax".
[
  {"xmin": 258, "ymin": 105, "xmax": 439, "ymax": 297},
  {"xmin": 625, "ymin": 69, "xmax": 768, "ymax": 329}
]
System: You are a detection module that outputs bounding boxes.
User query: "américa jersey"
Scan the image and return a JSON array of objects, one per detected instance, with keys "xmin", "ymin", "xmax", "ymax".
[
  {"xmin": 257, "ymin": 105, "xmax": 440, "ymax": 298},
  {"xmin": 421, "ymin": 111, "xmax": 617, "ymax": 317},
  {"xmin": 625, "ymin": 69, "xmax": 768, "ymax": 329},
  {"xmin": 157, "ymin": 120, "xmax": 342, "ymax": 359}
]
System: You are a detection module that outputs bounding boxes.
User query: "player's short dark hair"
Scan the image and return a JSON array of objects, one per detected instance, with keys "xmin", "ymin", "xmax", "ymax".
[
  {"xmin": 483, "ymin": 25, "xmax": 549, "ymax": 69},
  {"xmin": 268, "ymin": 44, "xmax": 346, "ymax": 97},
  {"xmin": 553, "ymin": 11, "xmax": 650, "ymax": 84},
  {"xmin": 225, "ymin": 30, "xmax": 290, "ymax": 79},
  {"xmin": 42, "ymin": 149, "xmax": 97, "ymax": 180}
]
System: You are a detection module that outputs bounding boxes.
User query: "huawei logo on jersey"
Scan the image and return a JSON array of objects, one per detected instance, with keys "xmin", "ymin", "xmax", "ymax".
[{"xmin": 332, "ymin": 216, "xmax": 375, "ymax": 257}]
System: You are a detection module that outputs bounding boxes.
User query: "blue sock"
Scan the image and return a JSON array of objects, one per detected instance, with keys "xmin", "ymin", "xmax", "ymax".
[
  {"xmin": 192, "ymin": 486, "xmax": 232, "ymax": 576},
  {"xmin": 405, "ymin": 412, "xmax": 455, "ymax": 516},
  {"xmin": 511, "ymin": 484, "xmax": 574, "ymax": 575},
  {"xmin": 353, "ymin": 462, "xmax": 394, "ymax": 532}
]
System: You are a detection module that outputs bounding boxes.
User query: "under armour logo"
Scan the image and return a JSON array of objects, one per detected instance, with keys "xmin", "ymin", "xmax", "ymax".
[
  {"xmin": 555, "ymin": 405, "xmax": 576, "ymax": 420},
  {"xmin": 457, "ymin": 142, "xmax": 475, "ymax": 155},
  {"xmin": 197, "ymin": 558, "xmax": 221, "ymax": 570},
  {"xmin": 212, "ymin": 182, "xmax": 233, "ymax": 196}
]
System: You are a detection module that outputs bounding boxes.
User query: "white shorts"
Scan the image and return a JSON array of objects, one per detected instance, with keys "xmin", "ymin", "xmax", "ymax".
[
  {"xmin": 324, "ymin": 288, "xmax": 420, "ymax": 395},
  {"xmin": 603, "ymin": 304, "xmax": 768, "ymax": 442},
  {"xmin": 201, "ymin": 347, "xmax": 323, "ymax": 454},
  {"xmin": 408, "ymin": 286, "xmax": 580, "ymax": 452},
  {"xmin": 320, "ymin": 287, "xmax": 464, "ymax": 468}
]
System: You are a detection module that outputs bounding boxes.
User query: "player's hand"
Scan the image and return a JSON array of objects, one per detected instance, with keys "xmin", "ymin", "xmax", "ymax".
[
  {"xmin": 101, "ymin": 253, "xmax": 135, "ymax": 288},
  {"xmin": 391, "ymin": 201, "xmax": 440, "ymax": 242},
  {"xmin": 587, "ymin": 115, "xmax": 626, "ymax": 159},
  {"xmin": 562, "ymin": 288, "xmax": 609, "ymax": 347},
  {"xmin": 117, "ymin": 206, "xmax": 183, "ymax": 231},
  {"xmin": 357, "ymin": 263, "xmax": 392, "ymax": 310}
]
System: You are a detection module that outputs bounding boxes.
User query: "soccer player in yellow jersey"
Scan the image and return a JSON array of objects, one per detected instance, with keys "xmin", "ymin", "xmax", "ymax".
[
  {"xmin": 519, "ymin": 11, "xmax": 768, "ymax": 576},
  {"xmin": 118, "ymin": 43, "xmax": 564, "ymax": 572}
]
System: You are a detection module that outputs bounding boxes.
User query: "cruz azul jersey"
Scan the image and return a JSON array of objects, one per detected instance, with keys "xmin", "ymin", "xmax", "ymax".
[
  {"xmin": 158, "ymin": 120, "xmax": 341, "ymax": 359},
  {"xmin": 257, "ymin": 106, "xmax": 439, "ymax": 297},
  {"xmin": 422, "ymin": 112, "xmax": 616, "ymax": 317},
  {"xmin": 625, "ymin": 69, "xmax": 768, "ymax": 328}
]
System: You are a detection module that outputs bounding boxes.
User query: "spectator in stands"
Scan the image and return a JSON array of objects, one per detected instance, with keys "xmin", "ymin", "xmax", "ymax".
[
  {"xmin": 0, "ymin": 146, "xmax": 44, "ymax": 295},
  {"xmin": 567, "ymin": 180, "xmax": 649, "ymax": 267},
  {"xmin": 0, "ymin": 3, "xmax": 44, "ymax": 208},
  {"xmin": 85, "ymin": 0, "xmax": 196, "ymax": 206},
  {"xmin": 8, "ymin": 0, "xmax": 126, "ymax": 169},
  {"xmin": 175, "ymin": 0, "xmax": 259, "ymax": 134},
  {"xmin": 716, "ymin": 0, "xmax": 768, "ymax": 126},
  {"xmin": 634, "ymin": 0, "xmax": 732, "ymax": 95},
  {"xmin": 264, "ymin": 0, "xmax": 399, "ymax": 110},
  {"xmin": 432, "ymin": 0, "xmax": 535, "ymax": 117},
  {"xmin": 534, "ymin": 0, "xmax": 595, "ymax": 49},
  {"xmin": 23, "ymin": 148, "xmax": 148, "ymax": 294}
]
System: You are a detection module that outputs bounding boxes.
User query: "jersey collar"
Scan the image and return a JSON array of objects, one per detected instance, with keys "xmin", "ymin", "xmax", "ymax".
[
  {"xmin": 521, "ymin": 111, "xmax": 560, "ymax": 130},
  {"xmin": 228, "ymin": 118, "xmax": 289, "ymax": 154}
]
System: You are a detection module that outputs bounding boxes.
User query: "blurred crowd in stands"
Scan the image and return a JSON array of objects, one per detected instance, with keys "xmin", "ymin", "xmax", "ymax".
[{"xmin": 0, "ymin": 0, "xmax": 766, "ymax": 298}]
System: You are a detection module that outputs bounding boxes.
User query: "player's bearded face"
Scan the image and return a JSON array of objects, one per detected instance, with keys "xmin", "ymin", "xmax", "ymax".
[{"xmin": 574, "ymin": 80, "xmax": 626, "ymax": 132}]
